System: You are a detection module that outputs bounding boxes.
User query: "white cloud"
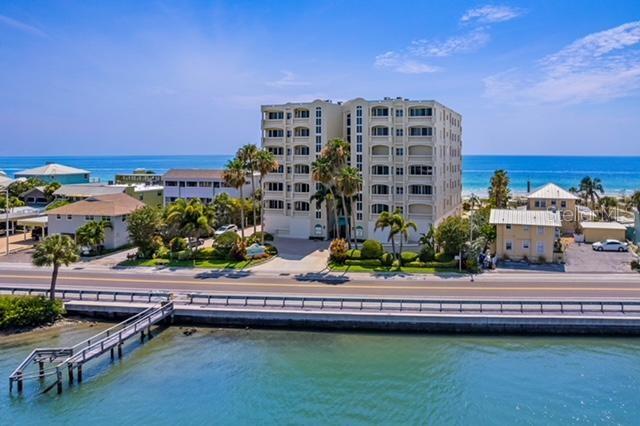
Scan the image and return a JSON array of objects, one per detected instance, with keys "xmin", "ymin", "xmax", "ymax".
[
  {"xmin": 374, "ymin": 51, "xmax": 439, "ymax": 74},
  {"xmin": 0, "ymin": 14, "xmax": 47, "ymax": 37},
  {"xmin": 484, "ymin": 21, "xmax": 640, "ymax": 104},
  {"xmin": 461, "ymin": 5, "xmax": 524, "ymax": 24},
  {"xmin": 266, "ymin": 70, "xmax": 310, "ymax": 88},
  {"xmin": 409, "ymin": 30, "xmax": 491, "ymax": 57}
]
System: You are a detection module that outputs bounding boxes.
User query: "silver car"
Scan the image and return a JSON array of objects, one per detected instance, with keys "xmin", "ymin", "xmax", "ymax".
[
  {"xmin": 214, "ymin": 224, "xmax": 238, "ymax": 237},
  {"xmin": 592, "ymin": 239, "xmax": 628, "ymax": 252}
]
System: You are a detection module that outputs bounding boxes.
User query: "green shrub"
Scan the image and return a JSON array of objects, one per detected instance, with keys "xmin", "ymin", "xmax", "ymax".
[
  {"xmin": 435, "ymin": 252, "xmax": 454, "ymax": 262},
  {"xmin": 246, "ymin": 232, "xmax": 274, "ymax": 245},
  {"xmin": 329, "ymin": 238, "xmax": 349, "ymax": 264},
  {"xmin": 0, "ymin": 296, "xmax": 64, "ymax": 329},
  {"xmin": 361, "ymin": 240, "xmax": 384, "ymax": 259},
  {"xmin": 176, "ymin": 250, "xmax": 192, "ymax": 261},
  {"xmin": 229, "ymin": 239, "xmax": 247, "ymax": 261},
  {"xmin": 345, "ymin": 259, "xmax": 382, "ymax": 267},
  {"xmin": 214, "ymin": 232, "xmax": 240, "ymax": 256},
  {"xmin": 264, "ymin": 244, "xmax": 278, "ymax": 256},
  {"xmin": 154, "ymin": 258, "xmax": 170, "ymax": 266},
  {"xmin": 169, "ymin": 237, "xmax": 188, "ymax": 252},
  {"xmin": 424, "ymin": 260, "xmax": 458, "ymax": 269},
  {"xmin": 419, "ymin": 246, "xmax": 435, "ymax": 262},
  {"xmin": 155, "ymin": 246, "xmax": 170, "ymax": 259},
  {"xmin": 346, "ymin": 249, "xmax": 361, "ymax": 259},
  {"xmin": 195, "ymin": 247, "xmax": 217, "ymax": 259},
  {"xmin": 380, "ymin": 252, "xmax": 394, "ymax": 266},
  {"xmin": 400, "ymin": 251, "xmax": 419, "ymax": 264}
]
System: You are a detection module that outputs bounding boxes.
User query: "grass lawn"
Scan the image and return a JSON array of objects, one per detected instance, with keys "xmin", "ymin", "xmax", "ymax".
[
  {"xmin": 328, "ymin": 261, "xmax": 462, "ymax": 274},
  {"xmin": 119, "ymin": 257, "xmax": 269, "ymax": 270}
]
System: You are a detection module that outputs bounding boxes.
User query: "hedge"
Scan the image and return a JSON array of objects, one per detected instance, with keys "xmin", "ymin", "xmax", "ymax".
[
  {"xmin": 346, "ymin": 249, "xmax": 361, "ymax": 259},
  {"xmin": 361, "ymin": 240, "xmax": 383, "ymax": 259},
  {"xmin": 0, "ymin": 296, "xmax": 64, "ymax": 329}
]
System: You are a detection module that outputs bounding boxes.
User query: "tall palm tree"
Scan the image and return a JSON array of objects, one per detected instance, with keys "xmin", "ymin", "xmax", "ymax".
[
  {"xmin": 76, "ymin": 220, "xmax": 112, "ymax": 254},
  {"xmin": 254, "ymin": 149, "xmax": 278, "ymax": 244},
  {"xmin": 311, "ymin": 157, "xmax": 339, "ymax": 238},
  {"xmin": 599, "ymin": 196, "xmax": 618, "ymax": 221},
  {"xmin": 392, "ymin": 211, "xmax": 417, "ymax": 258},
  {"xmin": 32, "ymin": 235, "xmax": 79, "ymax": 301},
  {"xmin": 337, "ymin": 166, "xmax": 362, "ymax": 248},
  {"xmin": 374, "ymin": 210, "xmax": 398, "ymax": 259},
  {"xmin": 579, "ymin": 176, "xmax": 604, "ymax": 209},
  {"xmin": 488, "ymin": 169, "xmax": 511, "ymax": 208},
  {"xmin": 237, "ymin": 144, "xmax": 259, "ymax": 234},
  {"xmin": 166, "ymin": 198, "xmax": 215, "ymax": 257},
  {"xmin": 223, "ymin": 158, "xmax": 248, "ymax": 240}
]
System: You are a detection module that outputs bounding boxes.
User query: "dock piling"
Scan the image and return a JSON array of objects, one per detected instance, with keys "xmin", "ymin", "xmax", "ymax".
[
  {"xmin": 77, "ymin": 365, "xmax": 83, "ymax": 383},
  {"xmin": 38, "ymin": 361, "xmax": 45, "ymax": 380},
  {"xmin": 56, "ymin": 368, "xmax": 62, "ymax": 394},
  {"xmin": 68, "ymin": 365, "xmax": 74, "ymax": 384}
]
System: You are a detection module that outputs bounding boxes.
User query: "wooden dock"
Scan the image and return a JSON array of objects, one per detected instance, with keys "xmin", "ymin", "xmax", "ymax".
[{"xmin": 9, "ymin": 301, "xmax": 174, "ymax": 394}]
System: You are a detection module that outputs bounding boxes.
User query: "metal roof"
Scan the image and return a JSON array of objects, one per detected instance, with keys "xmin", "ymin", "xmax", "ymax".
[
  {"xmin": 54, "ymin": 184, "xmax": 123, "ymax": 198},
  {"xmin": 15, "ymin": 163, "xmax": 90, "ymax": 176},
  {"xmin": 527, "ymin": 183, "xmax": 578, "ymax": 200},
  {"xmin": 580, "ymin": 221, "xmax": 627, "ymax": 230},
  {"xmin": 47, "ymin": 193, "xmax": 144, "ymax": 217},
  {"xmin": 489, "ymin": 209, "xmax": 561, "ymax": 227}
]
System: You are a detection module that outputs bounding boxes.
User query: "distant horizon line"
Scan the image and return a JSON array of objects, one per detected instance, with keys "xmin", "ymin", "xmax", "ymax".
[{"xmin": 2, "ymin": 153, "xmax": 639, "ymax": 158}]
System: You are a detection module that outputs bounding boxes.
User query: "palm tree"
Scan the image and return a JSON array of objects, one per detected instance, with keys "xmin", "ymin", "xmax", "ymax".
[
  {"xmin": 599, "ymin": 196, "xmax": 618, "ymax": 221},
  {"xmin": 488, "ymin": 169, "xmax": 511, "ymax": 208},
  {"xmin": 468, "ymin": 193, "xmax": 481, "ymax": 210},
  {"xmin": 166, "ymin": 198, "xmax": 215, "ymax": 257},
  {"xmin": 32, "ymin": 235, "xmax": 79, "ymax": 301},
  {"xmin": 76, "ymin": 220, "xmax": 112, "ymax": 254},
  {"xmin": 374, "ymin": 210, "xmax": 398, "ymax": 259},
  {"xmin": 337, "ymin": 166, "xmax": 362, "ymax": 248},
  {"xmin": 632, "ymin": 190, "xmax": 640, "ymax": 211},
  {"xmin": 579, "ymin": 176, "xmax": 604, "ymax": 209},
  {"xmin": 392, "ymin": 211, "xmax": 417, "ymax": 258},
  {"xmin": 237, "ymin": 144, "xmax": 259, "ymax": 234},
  {"xmin": 254, "ymin": 149, "xmax": 278, "ymax": 244},
  {"xmin": 311, "ymin": 157, "xmax": 339, "ymax": 238},
  {"xmin": 223, "ymin": 158, "xmax": 248, "ymax": 240}
]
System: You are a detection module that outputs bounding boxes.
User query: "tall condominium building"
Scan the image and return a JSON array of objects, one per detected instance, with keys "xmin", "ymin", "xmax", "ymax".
[{"xmin": 261, "ymin": 97, "xmax": 462, "ymax": 243}]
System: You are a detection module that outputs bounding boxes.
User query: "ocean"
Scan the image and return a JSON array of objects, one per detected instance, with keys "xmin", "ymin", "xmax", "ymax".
[
  {"xmin": 2, "ymin": 324, "xmax": 640, "ymax": 424},
  {"xmin": 1, "ymin": 155, "xmax": 639, "ymax": 196}
]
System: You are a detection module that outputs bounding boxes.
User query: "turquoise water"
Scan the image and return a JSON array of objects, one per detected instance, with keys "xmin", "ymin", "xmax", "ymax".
[
  {"xmin": 2, "ymin": 324, "xmax": 640, "ymax": 425},
  {"xmin": 1, "ymin": 155, "xmax": 640, "ymax": 196}
]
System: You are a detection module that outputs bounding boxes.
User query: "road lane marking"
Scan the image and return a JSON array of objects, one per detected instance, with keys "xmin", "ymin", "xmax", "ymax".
[{"xmin": 1, "ymin": 274, "xmax": 639, "ymax": 293}]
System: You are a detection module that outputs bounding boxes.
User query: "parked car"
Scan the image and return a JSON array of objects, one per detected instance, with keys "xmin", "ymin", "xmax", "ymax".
[
  {"xmin": 214, "ymin": 224, "xmax": 238, "ymax": 236},
  {"xmin": 592, "ymin": 239, "xmax": 629, "ymax": 252}
]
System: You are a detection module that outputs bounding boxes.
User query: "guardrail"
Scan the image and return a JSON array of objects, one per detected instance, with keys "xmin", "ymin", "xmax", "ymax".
[
  {"xmin": 187, "ymin": 293, "xmax": 640, "ymax": 316},
  {"xmin": 0, "ymin": 286, "xmax": 171, "ymax": 303}
]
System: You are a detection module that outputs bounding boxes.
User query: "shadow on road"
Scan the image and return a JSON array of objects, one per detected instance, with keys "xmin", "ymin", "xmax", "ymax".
[
  {"xmin": 293, "ymin": 272, "xmax": 350, "ymax": 285},
  {"xmin": 193, "ymin": 270, "xmax": 253, "ymax": 280}
]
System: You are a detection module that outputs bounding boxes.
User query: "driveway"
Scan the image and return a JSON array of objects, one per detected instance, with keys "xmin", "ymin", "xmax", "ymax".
[
  {"xmin": 251, "ymin": 237, "xmax": 330, "ymax": 273},
  {"xmin": 565, "ymin": 242, "xmax": 637, "ymax": 273}
]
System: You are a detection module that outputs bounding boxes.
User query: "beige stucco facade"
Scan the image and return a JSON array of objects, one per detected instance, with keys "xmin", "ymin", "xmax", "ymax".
[
  {"xmin": 581, "ymin": 222, "xmax": 627, "ymax": 243},
  {"xmin": 261, "ymin": 97, "xmax": 462, "ymax": 242},
  {"xmin": 526, "ymin": 183, "xmax": 579, "ymax": 234},
  {"xmin": 494, "ymin": 223, "xmax": 557, "ymax": 262}
]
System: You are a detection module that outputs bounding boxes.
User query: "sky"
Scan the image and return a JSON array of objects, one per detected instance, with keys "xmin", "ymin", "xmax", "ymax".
[{"xmin": 1, "ymin": 0, "xmax": 639, "ymax": 157}]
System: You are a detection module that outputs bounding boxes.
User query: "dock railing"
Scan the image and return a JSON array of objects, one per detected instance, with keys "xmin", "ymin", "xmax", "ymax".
[{"xmin": 186, "ymin": 293, "xmax": 640, "ymax": 316}]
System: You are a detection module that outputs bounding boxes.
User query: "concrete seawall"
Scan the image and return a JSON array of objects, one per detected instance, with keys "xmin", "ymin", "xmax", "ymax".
[{"xmin": 65, "ymin": 301, "xmax": 640, "ymax": 336}]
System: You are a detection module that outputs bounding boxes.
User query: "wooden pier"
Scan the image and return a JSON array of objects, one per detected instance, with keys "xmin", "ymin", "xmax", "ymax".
[{"xmin": 9, "ymin": 301, "xmax": 174, "ymax": 394}]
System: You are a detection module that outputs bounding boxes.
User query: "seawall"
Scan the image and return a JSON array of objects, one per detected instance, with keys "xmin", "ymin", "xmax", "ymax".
[{"xmin": 64, "ymin": 301, "xmax": 640, "ymax": 336}]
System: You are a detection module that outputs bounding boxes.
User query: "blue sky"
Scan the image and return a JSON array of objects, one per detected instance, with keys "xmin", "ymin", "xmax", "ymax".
[{"xmin": 1, "ymin": 0, "xmax": 639, "ymax": 156}]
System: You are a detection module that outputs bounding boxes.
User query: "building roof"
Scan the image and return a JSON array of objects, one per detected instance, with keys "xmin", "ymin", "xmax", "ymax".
[
  {"xmin": 47, "ymin": 193, "xmax": 144, "ymax": 217},
  {"xmin": 527, "ymin": 183, "xmax": 578, "ymax": 200},
  {"xmin": 490, "ymin": 209, "xmax": 561, "ymax": 227},
  {"xmin": 20, "ymin": 186, "xmax": 46, "ymax": 197},
  {"xmin": 15, "ymin": 163, "xmax": 90, "ymax": 176},
  {"xmin": 163, "ymin": 169, "xmax": 225, "ymax": 180},
  {"xmin": 54, "ymin": 184, "xmax": 124, "ymax": 198},
  {"xmin": 0, "ymin": 175, "xmax": 15, "ymax": 187},
  {"xmin": 580, "ymin": 221, "xmax": 627, "ymax": 230}
]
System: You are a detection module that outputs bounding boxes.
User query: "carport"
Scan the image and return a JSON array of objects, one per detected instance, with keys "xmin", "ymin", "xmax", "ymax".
[
  {"xmin": 16, "ymin": 216, "xmax": 48, "ymax": 241},
  {"xmin": 580, "ymin": 221, "xmax": 626, "ymax": 243}
]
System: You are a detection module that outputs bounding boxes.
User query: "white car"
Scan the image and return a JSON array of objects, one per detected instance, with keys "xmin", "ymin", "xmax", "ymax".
[
  {"xmin": 214, "ymin": 224, "xmax": 238, "ymax": 236},
  {"xmin": 592, "ymin": 239, "xmax": 628, "ymax": 252}
]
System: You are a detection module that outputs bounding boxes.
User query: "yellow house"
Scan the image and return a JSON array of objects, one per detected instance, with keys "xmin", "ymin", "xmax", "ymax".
[
  {"xmin": 580, "ymin": 221, "xmax": 627, "ymax": 243},
  {"xmin": 490, "ymin": 209, "xmax": 561, "ymax": 263},
  {"xmin": 526, "ymin": 183, "xmax": 578, "ymax": 234}
]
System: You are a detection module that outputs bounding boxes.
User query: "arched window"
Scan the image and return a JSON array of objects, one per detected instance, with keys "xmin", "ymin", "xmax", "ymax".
[
  {"xmin": 409, "ymin": 185, "xmax": 432, "ymax": 195},
  {"xmin": 294, "ymin": 183, "xmax": 309, "ymax": 193},
  {"xmin": 267, "ymin": 200, "xmax": 284, "ymax": 209},
  {"xmin": 409, "ymin": 127, "xmax": 433, "ymax": 136},
  {"xmin": 408, "ymin": 204, "xmax": 432, "ymax": 215},
  {"xmin": 371, "ymin": 145, "xmax": 389, "ymax": 156},
  {"xmin": 294, "ymin": 108, "xmax": 310, "ymax": 118},
  {"xmin": 267, "ymin": 146, "xmax": 284, "ymax": 155},
  {"xmin": 371, "ymin": 165, "xmax": 390, "ymax": 175},
  {"xmin": 371, "ymin": 106, "xmax": 389, "ymax": 117},
  {"xmin": 408, "ymin": 145, "xmax": 432, "ymax": 156},
  {"xmin": 294, "ymin": 164, "xmax": 310, "ymax": 174},
  {"xmin": 371, "ymin": 204, "xmax": 390, "ymax": 214},
  {"xmin": 294, "ymin": 127, "xmax": 310, "ymax": 137},
  {"xmin": 266, "ymin": 128, "xmax": 284, "ymax": 138},
  {"xmin": 408, "ymin": 107, "xmax": 433, "ymax": 117},
  {"xmin": 409, "ymin": 165, "xmax": 433, "ymax": 175},
  {"xmin": 371, "ymin": 184, "xmax": 389, "ymax": 195},
  {"xmin": 294, "ymin": 145, "xmax": 309, "ymax": 155},
  {"xmin": 294, "ymin": 201, "xmax": 310, "ymax": 211},
  {"xmin": 371, "ymin": 126, "xmax": 389, "ymax": 136}
]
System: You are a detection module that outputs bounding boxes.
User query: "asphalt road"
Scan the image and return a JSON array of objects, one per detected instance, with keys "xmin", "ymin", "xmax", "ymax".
[{"xmin": 1, "ymin": 267, "xmax": 639, "ymax": 300}]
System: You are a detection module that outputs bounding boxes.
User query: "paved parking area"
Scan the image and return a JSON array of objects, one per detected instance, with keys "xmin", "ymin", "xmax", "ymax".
[
  {"xmin": 564, "ymin": 242, "xmax": 637, "ymax": 273},
  {"xmin": 251, "ymin": 237, "xmax": 330, "ymax": 273}
]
